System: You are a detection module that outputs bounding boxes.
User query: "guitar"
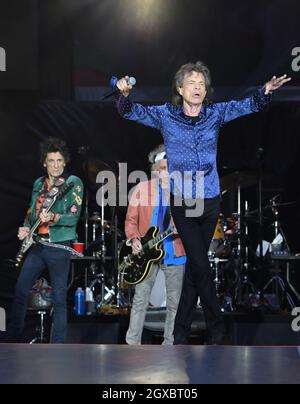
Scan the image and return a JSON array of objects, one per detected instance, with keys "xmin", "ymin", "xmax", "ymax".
[
  {"xmin": 118, "ymin": 226, "xmax": 174, "ymax": 285},
  {"xmin": 15, "ymin": 182, "xmax": 74, "ymax": 268}
]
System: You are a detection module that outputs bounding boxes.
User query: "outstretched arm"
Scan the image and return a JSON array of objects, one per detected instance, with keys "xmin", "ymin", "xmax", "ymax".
[
  {"xmin": 116, "ymin": 76, "xmax": 163, "ymax": 130},
  {"xmin": 264, "ymin": 74, "xmax": 291, "ymax": 95},
  {"xmin": 219, "ymin": 74, "xmax": 291, "ymax": 124}
]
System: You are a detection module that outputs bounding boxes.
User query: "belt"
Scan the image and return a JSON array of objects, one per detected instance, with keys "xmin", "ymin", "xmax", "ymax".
[{"xmin": 34, "ymin": 235, "xmax": 50, "ymax": 243}]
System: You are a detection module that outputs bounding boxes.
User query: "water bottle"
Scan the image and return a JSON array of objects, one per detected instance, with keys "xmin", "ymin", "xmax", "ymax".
[{"xmin": 75, "ymin": 287, "xmax": 85, "ymax": 316}]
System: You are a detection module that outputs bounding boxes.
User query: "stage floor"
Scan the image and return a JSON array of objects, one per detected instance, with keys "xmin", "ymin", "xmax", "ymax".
[{"xmin": 1, "ymin": 344, "xmax": 300, "ymax": 384}]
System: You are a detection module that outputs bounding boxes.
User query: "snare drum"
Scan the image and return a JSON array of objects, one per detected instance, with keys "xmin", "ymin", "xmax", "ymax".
[{"xmin": 208, "ymin": 214, "xmax": 231, "ymax": 258}]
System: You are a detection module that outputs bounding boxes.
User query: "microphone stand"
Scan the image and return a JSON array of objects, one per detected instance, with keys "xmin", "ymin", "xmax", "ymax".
[
  {"xmin": 111, "ymin": 162, "xmax": 120, "ymax": 306},
  {"xmin": 257, "ymin": 148, "xmax": 264, "ymax": 268},
  {"xmin": 77, "ymin": 146, "xmax": 90, "ymax": 250}
]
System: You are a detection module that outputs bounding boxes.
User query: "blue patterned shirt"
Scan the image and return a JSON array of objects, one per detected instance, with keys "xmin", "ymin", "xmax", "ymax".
[{"xmin": 116, "ymin": 88, "xmax": 271, "ymax": 199}]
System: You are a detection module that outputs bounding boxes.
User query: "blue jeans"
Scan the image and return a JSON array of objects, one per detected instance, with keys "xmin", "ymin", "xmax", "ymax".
[{"xmin": 8, "ymin": 242, "xmax": 71, "ymax": 343}]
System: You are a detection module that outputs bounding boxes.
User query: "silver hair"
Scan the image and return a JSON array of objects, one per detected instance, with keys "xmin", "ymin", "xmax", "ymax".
[{"xmin": 148, "ymin": 144, "xmax": 166, "ymax": 171}]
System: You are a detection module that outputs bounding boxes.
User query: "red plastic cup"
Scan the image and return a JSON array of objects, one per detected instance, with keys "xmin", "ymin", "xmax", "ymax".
[{"xmin": 73, "ymin": 242, "xmax": 85, "ymax": 254}]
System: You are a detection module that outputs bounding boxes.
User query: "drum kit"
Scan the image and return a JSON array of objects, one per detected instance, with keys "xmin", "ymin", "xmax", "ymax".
[
  {"xmin": 79, "ymin": 210, "xmax": 134, "ymax": 312},
  {"xmin": 208, "ymin": 170, "xmax": 295, "ymax": 311},
  {"xmin": 74, "ymin": 150, "xmax": 131, "ymax": 311}
]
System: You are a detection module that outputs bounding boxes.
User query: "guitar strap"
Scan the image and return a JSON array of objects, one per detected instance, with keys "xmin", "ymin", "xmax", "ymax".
[
  {"xmin": 37, "ymin": 173, "xmax": 70, "ymax": 217},
  {"xmin": 37, "ymin": 239, "xmax": 84, "ymax": 257}
]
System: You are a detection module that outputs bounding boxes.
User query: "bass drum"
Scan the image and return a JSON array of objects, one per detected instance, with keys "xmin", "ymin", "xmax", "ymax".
[
  {"xmin": 28, "ymin": 278, "xmax": 52, "ymax": 310},
  {"xmin": 208, "ymin": 214, "xmax": 231, "ymax": 258}
]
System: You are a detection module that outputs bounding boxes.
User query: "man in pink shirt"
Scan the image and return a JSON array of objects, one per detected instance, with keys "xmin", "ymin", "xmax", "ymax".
[{"xmin": 125, "ymin": 144, "xmax": 186, "ymax": 345}]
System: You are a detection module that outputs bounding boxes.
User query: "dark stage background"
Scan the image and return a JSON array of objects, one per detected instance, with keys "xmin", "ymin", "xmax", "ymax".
[{"xmin": 1, "ymin": 0, "xmax": 300, "ymax": 311}]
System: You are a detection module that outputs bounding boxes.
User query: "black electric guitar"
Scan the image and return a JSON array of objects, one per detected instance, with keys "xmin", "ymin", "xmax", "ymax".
[
  {"xmin": 118, "ymin": 226, "xmax": 174, "ymax": 285},
  {"xmin": 15, "ymin": 182, "xmax": 74, "ymax": 268}
]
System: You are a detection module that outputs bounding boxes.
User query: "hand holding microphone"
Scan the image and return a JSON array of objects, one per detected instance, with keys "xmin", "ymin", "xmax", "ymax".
[
  {"xmin": 116, "ymin": 76, "xmax": 136, "ymax": 97},
  {"xmin": 102, "ymin": 75, "xmax": 136, "ymax": 99}
]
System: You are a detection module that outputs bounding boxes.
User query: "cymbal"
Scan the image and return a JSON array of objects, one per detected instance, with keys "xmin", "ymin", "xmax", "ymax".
[
  {"xmin": 89, "ymin": 217, "xmax": 111, "ymax": 231},
  {"xmin": 85, "ymin": 158, "xmax": 115, "ymax": 185},
  {"xmin": 220, "ymin": 171, "xmax": 271, "ymax": 192},
  {"xmin": 89, "ymin": 212, "xmax": 102, "ymax": 223},
  {"xmin": 246, "ymin": 201, "xmax": 296, "ymax": 216},
  {"xmin": 267, "ymin": 201, "xmax": 296, "ymax": 208},
  {"xmin": 241, "ymin": 214, "xmax": 270, "ymax": 223}
]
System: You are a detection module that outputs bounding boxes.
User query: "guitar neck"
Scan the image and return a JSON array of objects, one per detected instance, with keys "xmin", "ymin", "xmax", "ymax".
[
  {"xmin": 29, "ymin": 197, "xmax": 57, "ymax": 236},
  {"xmin": 145, "ymin": 229, "xmax": 173, "ymax": 251}
]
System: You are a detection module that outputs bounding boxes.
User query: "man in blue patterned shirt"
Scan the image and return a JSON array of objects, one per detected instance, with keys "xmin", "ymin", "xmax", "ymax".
[{"xmin": 116, "ymin": 61, "xmax": 290, "ymax": 344}]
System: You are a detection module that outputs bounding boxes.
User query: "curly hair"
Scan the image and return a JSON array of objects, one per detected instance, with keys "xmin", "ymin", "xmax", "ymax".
[
  {"xmin": 172, "ymin": 61, "xmax": 213, "ymax": 106},
  {"xmin": 40, "ymin": 137, "xmax": 70, "ymax": 165}
]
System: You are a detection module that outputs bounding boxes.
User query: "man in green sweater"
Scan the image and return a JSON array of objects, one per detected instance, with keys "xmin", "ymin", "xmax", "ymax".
[{"xmin": 8, "ymin": 137, "xmax": 83, "ymax": 343}]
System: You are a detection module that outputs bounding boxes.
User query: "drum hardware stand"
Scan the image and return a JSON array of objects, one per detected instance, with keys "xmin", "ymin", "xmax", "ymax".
[
  {"xmin": 286, "ymin": 261, "xmax": 300, "ymax": 305},
  {"xmin": 271, "ymin": 196, "xmax": 280, "ymax": 238},
  {"xmin": 91, "ymin": 218, "xmax": 99, "ymax": 257},
  {"xmin": 243, "ymin": 200, "xmax": 250, "ymax": 271},
  {"xmin": 262, "ymin": 269, "xmax": 295, "ymax": 310},
  {"xmin": 233, "ymin": 150, "xmax": 264, "ymax": 308},
  {"xmin": 88, "ymin": 163, "xmax": 123, "ymax": 309},
  {"xmin": 29, "ymin": 310, "xmax": 47, "ymax": 344},
  {"xmin": 233, "ymin": 194, "xmax": 258, "ymax": 308},
  {"xmin": 209, "ymin": 256, "xmax": 233, "ymax": 312},
  {"xmin": 111, "ymin": 162, "xmax": 121, "ymax": 307},
  {"xmin": 256, "ymin": 148, "xmax": 265, "ymax": 267},
  {"xmin": 234, "ymin": 269, "xmax": 258, "ymax": 309},
  {"xmin": 77, "ymin": 146, "xmax": 91, "ymax": 251},
  {"xmin": 88, "ymin": 211, "xmax": 114, "ymax": 306},
  {"xmin": 78, "ymin": 146, "xmax": 94, "ymax": 295},
  {"xmin": 262, "ymin": 197, "xmax": 295, "ymax": 310},
  {"xmin": 237, "ymin": 184, "xmax": 241, "ymax": 257},
  {"xmin": 210, "ymin": 257, "xmax": 222, "ymax": 297},
  {"xmin": 269, "ymin": 196, "xmax": 291, "ymax": 246},
  {"xmin": 116, "ymin": 273, "xmax": 133, "ymax": 308},
  {"xmin": 89, "ymin": 274, "xmax": 115, "ymax": 307},
  {"xmin": 95, "ymin": 180, "xmax": 115, "ymax": 305},
  {"xmin": 231, "ymin": 184, "xmax": 245, "ymax": 264},
  {"xmin": 233, "ymin": 231, "xmax": 258, "ymax": 309}
]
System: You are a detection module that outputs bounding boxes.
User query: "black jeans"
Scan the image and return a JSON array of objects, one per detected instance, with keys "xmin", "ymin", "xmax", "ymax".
[
  {"xmin": 171, "ymin": 195, "xmax": 224, "ymax": 342},
  {"xmin": 8, "ymin": 242, "xmax": 71, "ymax": 343}
]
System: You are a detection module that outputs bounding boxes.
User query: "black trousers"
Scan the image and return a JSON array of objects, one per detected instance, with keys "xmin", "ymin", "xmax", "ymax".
[{"xmin": 171, "ymin": 195, "xmax": 224, "ymax": 342}]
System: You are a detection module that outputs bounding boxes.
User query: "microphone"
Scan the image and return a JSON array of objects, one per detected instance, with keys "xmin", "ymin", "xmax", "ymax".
[{"xmin": 102, "ymin": 76, "xmax": 136, "ymax": 99}]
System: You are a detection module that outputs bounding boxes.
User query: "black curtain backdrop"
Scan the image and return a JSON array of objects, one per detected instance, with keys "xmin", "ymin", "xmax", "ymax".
[{"xmin": 0, "ymin": 0, "xmax": 38, "ymax": 90}]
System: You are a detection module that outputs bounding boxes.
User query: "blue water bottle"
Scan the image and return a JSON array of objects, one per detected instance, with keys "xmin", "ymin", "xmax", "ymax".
[{"xmin": 75, "ymin": 287, "xmax": 85, "ymax": 316}]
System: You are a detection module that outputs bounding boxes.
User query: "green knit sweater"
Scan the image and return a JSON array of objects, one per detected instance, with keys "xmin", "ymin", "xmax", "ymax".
[{"xmin": 24, "ymin": 175, "xmax": 83, "ymax": 243}]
